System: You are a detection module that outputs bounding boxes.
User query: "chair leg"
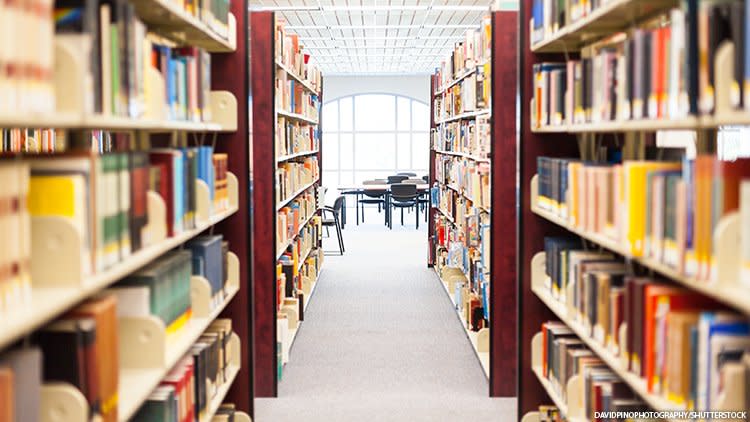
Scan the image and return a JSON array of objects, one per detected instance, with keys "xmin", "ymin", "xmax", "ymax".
[
  {"xmin": 325, "ymin": 225, "xmax": 329, "ymax": 237},
  {"xmin": 401, "ymin": 208, "xmax": 404, "ymax": 226},
  {"xmin": 416, "ymin": 204, "xmax": 419, "ymax": 229},
  {"xmin": 333, "ymin": 214, "xmax": 344, "ymax": 254}
]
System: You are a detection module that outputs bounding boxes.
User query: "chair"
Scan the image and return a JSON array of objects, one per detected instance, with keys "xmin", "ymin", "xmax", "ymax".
[
  {"xmin": 389, "ymin": 183, "xmax": 420, "ymax": 229},
  {"xmin": 387, "ymin": 175, "xmax": 408, "ymax": 184},
  {"xmin": 422, "ymin": 175, "xmax": 429, "ymax": 182},
  {"xmin": 322, "ymin": 196, "xmax": 345, "ymax": 254},
  {"xmin": 397, "ymin": 172, "xmax": 417, "ymax": 177},
  {"xmin": 359, "ymin": 180, "xmax": 387, "ymax": 223}
]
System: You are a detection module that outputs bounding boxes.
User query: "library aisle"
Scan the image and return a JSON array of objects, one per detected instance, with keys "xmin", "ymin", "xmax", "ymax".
[{"xmin": 255, "ymin": 212, "xmax": 516, "ymax": 421}]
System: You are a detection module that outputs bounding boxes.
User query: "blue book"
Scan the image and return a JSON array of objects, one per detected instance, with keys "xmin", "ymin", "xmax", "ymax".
[
  {"xmin": 481, "ymin": 280, "xmax": 489, "ymax": 321},
  {"xmin": 186, "ymin": 235, "xmax": 224, "ymax": 296},
  {"xmin": 197, "ymin": 146, "xmax": 215, "ymax": 200}
]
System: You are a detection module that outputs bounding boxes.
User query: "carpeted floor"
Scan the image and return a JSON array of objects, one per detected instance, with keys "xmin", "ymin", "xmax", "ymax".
[{"xmin": 255, "ymin": 207, "xmax": 517, "ymax": 421}]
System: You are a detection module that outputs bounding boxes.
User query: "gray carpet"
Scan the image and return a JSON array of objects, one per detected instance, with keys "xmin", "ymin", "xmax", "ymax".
[{"xmin": 255, "ymin": 208, "xmax": 517, "ymax": 421}]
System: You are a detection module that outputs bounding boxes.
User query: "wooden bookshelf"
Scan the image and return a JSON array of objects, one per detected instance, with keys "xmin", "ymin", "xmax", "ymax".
[
  {"xmin": 429, "ymin": 10, "xmax": 517, "ymax": 397},
  {"xmin": 520, "ymin": 0, "xmax": 750, "ymax": 417},
  {"xmin": 251, "ymin": 11, "xmax": 324, "ymax": 397},
  {"xmin": 0, "ymin": 0, "xmax": 250, "ymax": 418}
]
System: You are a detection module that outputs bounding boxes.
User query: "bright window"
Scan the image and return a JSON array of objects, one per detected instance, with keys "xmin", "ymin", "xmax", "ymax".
[{"xmin": 322, "ymin": 94, "xmax": 430, "ymax": 203}]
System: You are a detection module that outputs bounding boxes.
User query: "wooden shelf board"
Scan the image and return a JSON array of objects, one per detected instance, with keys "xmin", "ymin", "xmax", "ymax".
[
  {"xmin": 130, "ymin": 0, "xmax": 236, "ymax": 52},
  {"xmin": 436, "ymin": 109, "xmax": 491, "ymax": 125},
  {"xmin": 276, "ymin": 179, "xmax": 319, "ymax": 211},
  {"xmin": 0, "ymin": 205, "xmax": 239, "ymax": 351},
  {"xmin": 530, "ymin": 0, "xmax": 676, "ymax": 53},
  {"xmin": 0, "ymin": 113, "xmax": 227, "ymax": 131},
  {"xmin": 118, "ymin": 283, "xmax": 240, "ymax": 421},
  {"xmin": 275, "ymin": 60, "xmax": 320, "ymax": 95},
  {"xmin": 276, "ymin": 150, "xmax": 319, "ymax": 164},
  {"xmin": 276, "ymin": 109, "xmax": 319, "ymax": 125},
  {"xmin": 530, "ymin": 196, "xmax": 750, "ymax": 315},
  {"xmin": 433, "ymin": 149, "xmax": 490, "ymax": 163}
]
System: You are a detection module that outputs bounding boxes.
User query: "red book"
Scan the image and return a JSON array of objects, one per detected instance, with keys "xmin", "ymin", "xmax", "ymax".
[{"xmin": 149, "ymin": 152, "xmax": 177, "ymax": 236}]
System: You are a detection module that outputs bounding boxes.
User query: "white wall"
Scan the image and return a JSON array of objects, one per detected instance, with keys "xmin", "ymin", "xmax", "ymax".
[{"xmin": 323, "ymin": 75, "xmax": 431, "ymax": 105}]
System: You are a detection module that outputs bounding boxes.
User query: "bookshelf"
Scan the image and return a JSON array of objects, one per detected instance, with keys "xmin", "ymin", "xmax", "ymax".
[
  {"xmin": 428, "ymin": 9, "xmax": 517, "ymax": 397},
  {"xmin": 520, "ymin": 0, "xmax": 750, "ymax": 418},
  {"xmin": 250, "ymin": 11, "xmax": 324, "ymax": 397},
  {"xmin": 0, "ymin": 0, "xmax": 256, "ymax": 418}
]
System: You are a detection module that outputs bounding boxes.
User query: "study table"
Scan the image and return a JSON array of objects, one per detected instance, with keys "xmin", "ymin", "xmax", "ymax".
[{"xmin": 337, "ymin": 184, "xmax": 430, "ymax": 228}]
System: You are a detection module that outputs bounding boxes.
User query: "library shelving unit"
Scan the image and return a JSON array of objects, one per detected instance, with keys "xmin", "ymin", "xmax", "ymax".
[
  {"xmin": 0, "ymin": 0, "xmax": 255, "ymax": 419},
  {"xmin": 519, "ymin": 0, "xmax": 750, "ymax": 419},
  {"xmin": 428, "ymin": 8, "xmax": 517, "ymax": 397},
  {"xmin": 250, "ymin": 11, "xmax": 324, "ymax": 397}
]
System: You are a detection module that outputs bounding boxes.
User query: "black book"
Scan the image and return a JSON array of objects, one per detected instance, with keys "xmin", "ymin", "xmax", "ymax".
[
  {"xmin": 730, "ymin": 1, "xmax": 745, "ymax": 107},
  {"xmin": 685, "ymin": 0, "xmax": 700, "ymax": 114}
]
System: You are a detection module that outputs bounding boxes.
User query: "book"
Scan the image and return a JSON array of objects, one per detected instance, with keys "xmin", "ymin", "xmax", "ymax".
[
  {"xmin": 0, "ymin": 348, "xmax": 42, "ymax": 422},
  {"xmin": 186, "ymin": 235, "xmax": 225, "ymax": 300}
]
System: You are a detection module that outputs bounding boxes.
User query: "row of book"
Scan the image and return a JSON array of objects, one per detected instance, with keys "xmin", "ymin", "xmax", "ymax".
[
  {"xmin": 275, "ymin": 157, "xmax": 319, "ymax": 205},
  {"xmin": 0, "ymin": 145, "xmax": 231, "ymax": 314},
  {"xmin": 275, "ymin": 74, "xmax": 320, "ymax": 121},
  {"xmin": 531, "ymin": 404, "xmax": 563, "ymax": 422},
  {"xmin": 530, "ymin": 0, "xmax": 602, "ymax": 46},
  {"xmin": 277, "ymin": 218, "xmax": 322, "ymax": 304},
  {"xmin": 274, "ymin": 18, "xmax": 322, "ymax": 94},
  {"xmin": 1, "ymin": 129, "xmax": 61, "ymax": 154},
  {"xmin": 536, "ymin": 154, "xmax": 750, "ymax": 282},
  {"xmin": 275, "ymin": 117, "xmax": 318, "ymax": 159},
  {"xmin": 434, "ymin": 15, "xmax": 492, "ymax": 89},
  {"xmin": 277, "ymin": 191, "xmax": 318, "ymax": 253},
  {"xmin": 9, "ymin": 0, "xmax": 218, "ymax": 122},
  {"xmin": 540, "ymin": 320, "xmax": 649, "ymax": 420},
  {"xmin": 434, "ymin": 155, "xmax": 491, "ymax": 210},
  {"xmin": 532, "ymin": 2, "xmax": 750, "ymax": 129},
  {"xmin": 541, "ymin": 238, "xmax": 750, "ymax": 412},
  {"xmin": 434, "ymin": 64, "xmax": 490, "ymax": 121},
  {"xmin": 133, "ymin": 320, "xmax": 236, "ymax": 422},
  {"xmin": 430, "ymin": 117, "xmax": 491, "ymax": 159}
]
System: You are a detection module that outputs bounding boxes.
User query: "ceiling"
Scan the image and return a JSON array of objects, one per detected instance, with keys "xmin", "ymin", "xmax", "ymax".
[{"xmin": 249, "ymin": 0, "xmax": 496, "ymax": 75}]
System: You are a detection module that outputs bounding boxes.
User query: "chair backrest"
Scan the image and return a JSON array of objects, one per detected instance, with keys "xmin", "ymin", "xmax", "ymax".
[
  {"xmin": 422, "ymin": 175, "xmax": 429, "ymax": 182},
  {"xmin": 397, "ymin": 172, "xmax": 417, "ymax": 177},
  {"xmin": 390, "ymin": 183, "xmax": 418, "ymax": 200},
  {"xmin": 387, "ymin": 175, "xmax": 408, "ymax": 184},
  {"xmin": 332, "ymin": 196, "xmax": 346, "ymax": 213}
]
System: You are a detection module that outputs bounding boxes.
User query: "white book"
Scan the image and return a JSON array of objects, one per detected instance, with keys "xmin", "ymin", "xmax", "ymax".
[{"xmin": 108, "ymin": 285, "xmax": 151, "ymax": 317}]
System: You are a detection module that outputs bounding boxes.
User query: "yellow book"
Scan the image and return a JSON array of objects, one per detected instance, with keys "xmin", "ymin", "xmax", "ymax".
[{"xmin": 623, "ymin": 161, "xmax": 681, "ymax": 257}]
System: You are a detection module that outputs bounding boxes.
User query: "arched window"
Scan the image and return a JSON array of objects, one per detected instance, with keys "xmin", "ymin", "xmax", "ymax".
[{"xmin": 322, "ymin": 94, "xmax": 430, "ymax": 197}]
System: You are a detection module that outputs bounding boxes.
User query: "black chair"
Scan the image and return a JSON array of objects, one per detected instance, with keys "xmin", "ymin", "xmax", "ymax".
[
  {"xmin": 359, "ymin": 180, "xmax": 387, "ymax": 224},
  {"xmin": 422, "ymin": 175, "xmax": 429, "ymax": 182},
  {"xmin": 397, "ymin": 172, "xmax": 417, "ymax": 177},
  {"xmin": 322, "ymin": 196, "xmax": 345, "ymax": 254},
  {"xmin": 387, "ymin": 175, "xmax": 408, "ymax": 184},
  {"xmin": 389, "ymin": 183, "xmax": 420, "ymax": 229}
]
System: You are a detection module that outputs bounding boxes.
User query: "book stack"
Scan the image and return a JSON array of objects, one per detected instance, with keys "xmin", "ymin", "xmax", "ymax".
[
  {"xmin": 275, "ymin": 74, "xmax": 320, "ymax": 121},
  {"xmin": 534, "ymin": 405, "xmax": 563, "ymax": 421},
  {"xmin": 1, "ymin": 129, "xmax": 60, "ymax": 153},
  {"xmin": 0, "ymin": 347, "xmax": 43, "ymax": 422},
  {"xmin": 35, "ymin": 294, "xmax": 119, "ymax": 421},
  {"xmin": 540, "ymin": 237, "xmax": 750, "ymax": 412},
  {"xmin": 277, "ymin": 190, "xmax": 318, "ymax": 251},
  {"xmin": 530, "ymin": 0, "xmax": 591, "ymax": 46},
  {"xmin": 108, "ymin": 250, "xmax": 193, "ymax": 331},
  {"xmin": 436, "ymin": 63, "xmax": 491, "ymax": 120},
  {"xmin": 186, "ymin": 235, "xmax": 231, "ymax": 306},
  {"xmin": 432, "ymin": 115, "xmax": 491, "ymax": 159},
  {"xmin": 531, "ymin": 1, "xmax": 750, "ymax": 129},
  {"xmin": 134, "ymin": 357, "xmax": 196, "ymax": 422},
  {"xmin": 0, "ymin": 0, "xmax": 54, "ymax": 115},
  {"xmin": 275, "ymin": 157, "xmax": 319, "ymax": 204},
  {"xmin": 276, "ymin": 116, "xmax": 318, "ymax": 158},
  {"xmin": 0, "ymin": 162, "xmax": 31, "ymax": 317},
  {"xmin": 278, "ymin": 216, "xmax": 322, "ymax": 300},
  {"xmin": 536, "ymin": 154, "xmax": 750, "ymax": 282},
  {"xmin": 49, "ymin": 0, "xmax": 218, "ymax": 122},
  {"xmin": 435, "ymin": 15, "xmax": 491, "ymax": 87},
  {"xmin": 540, "ymin": 320, "xmax": 649, "ymax": 419},
  {"xmin": 275, "ymin": 18, "xmax": 322, "ymax": 92},
  {"xmin": 212, "ymin": 153, "xmax": 229, "ymax": 213}
]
